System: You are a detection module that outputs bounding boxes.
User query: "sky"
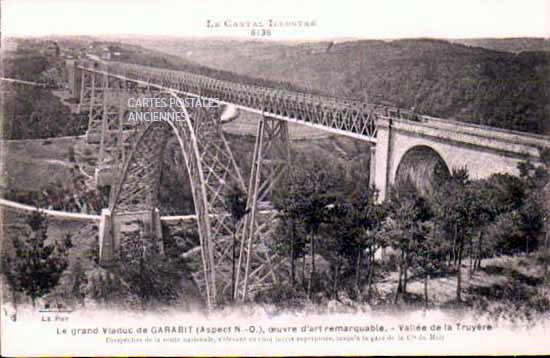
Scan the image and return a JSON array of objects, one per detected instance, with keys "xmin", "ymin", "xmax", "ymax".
[{"xmin": 3, "ymin": 0, "xmax": 549, "ymax": 40}]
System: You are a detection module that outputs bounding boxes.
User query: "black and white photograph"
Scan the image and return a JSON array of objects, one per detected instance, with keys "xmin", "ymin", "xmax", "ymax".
[{"xmin": 1, "ymin": 0, "xmax": 549, "ymax": 355}]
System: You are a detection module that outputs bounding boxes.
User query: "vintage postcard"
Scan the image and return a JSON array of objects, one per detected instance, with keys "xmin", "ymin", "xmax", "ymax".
[{"xmin": 1, "ymin": 0, "xmax": 549, "ymax": 356}]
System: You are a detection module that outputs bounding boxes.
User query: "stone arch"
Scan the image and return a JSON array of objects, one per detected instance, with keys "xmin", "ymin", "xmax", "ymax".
[{"xmin": 394, "ymin": 145, "xmax": 450, "ymax": 197}]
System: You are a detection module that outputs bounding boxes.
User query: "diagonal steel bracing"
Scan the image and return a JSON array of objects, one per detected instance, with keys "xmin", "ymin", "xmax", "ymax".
[
  {"xmin": 81, "ymin": 65, "xmax": 294, "ymax": 308},
  {"xmin": 102, "ymin": 86, "xmax": 250, "ymax": 308},
  {"xmin": 102, "ymin": 62, "xmax": 381, "ymax": 143},
  {"xmin": 78, "ymin": 70, "xmax": 94, "ymax": 114},
  {"xmin": 235, "ymin": 116, "xmax": 291, "ymax": 302},
  {"xmin": 85, "ymin": 69, "xmax": 112, "ymax": 144},
  {"xmin": 95, "ymin": 76, "xmax": 144, "ymax": 186}
]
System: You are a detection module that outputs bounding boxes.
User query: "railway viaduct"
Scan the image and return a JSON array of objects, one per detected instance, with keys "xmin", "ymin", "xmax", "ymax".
[
  {"xmin": 67, "ymin": 60, "xmax": 550, "ymax": 199},
  {"xmin": 46, "ymin": 60, "xmax": 550, "ymax": 307}
]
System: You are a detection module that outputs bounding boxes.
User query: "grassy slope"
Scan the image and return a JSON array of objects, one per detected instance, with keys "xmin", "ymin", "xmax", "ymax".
[
  {"xmin": 1, "ymin": 44, "xmax": 88, "ymax": 141},
  {"xmin": 1, "ymin": 137, "xmax": 81, "ymax": 191}
]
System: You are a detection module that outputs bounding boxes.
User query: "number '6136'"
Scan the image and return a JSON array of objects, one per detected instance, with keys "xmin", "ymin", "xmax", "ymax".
[{"xmin": 251, "ymin": 29, "xmax": 272, "ymax": 37}]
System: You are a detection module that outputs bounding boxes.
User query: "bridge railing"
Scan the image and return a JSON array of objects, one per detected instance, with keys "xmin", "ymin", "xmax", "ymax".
[
  {"xmin": 414, "ymin": 114, "xmax": 550, "ymax": 149},
  {"xmin": 0, "ymin": 198, "xmax": 100, "ymax": 222},
  {"xmin": 80, "ymin": 62, "xmax": 382, "ymax": 141}
]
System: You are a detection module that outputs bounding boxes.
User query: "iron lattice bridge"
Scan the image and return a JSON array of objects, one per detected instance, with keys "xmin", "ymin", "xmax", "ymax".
[
  {"xmin": 80, "ymin": 61, "xmax": 401, "ymax": 142},
  {"xmin": 75, "ymin": 60, "xmax": 403, "ymax": 309}
]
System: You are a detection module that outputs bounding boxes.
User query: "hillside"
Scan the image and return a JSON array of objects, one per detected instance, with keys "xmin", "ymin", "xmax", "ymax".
[
  {"xmin": 92, "ymin": 40, "xmax": 321, "ymax": 94},
  {"xmin": 1, "ymin": 42, "xmax": 87, "ymax": 140},
  {"xmin": 451, "ymin": 37, "xmax": 550, "ymax": 53},
  {"xmin": 127, "ymin": 37, "xmax": 550, "ymax": 135}
]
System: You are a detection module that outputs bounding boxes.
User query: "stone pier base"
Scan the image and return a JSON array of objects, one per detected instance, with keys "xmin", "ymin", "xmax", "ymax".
[
  {"xmin": 94, "ymin": 165, "xmax": 114, "ymax": 187},
  {"xmin": 86, "ymin": 130, "xmax": 101, "ymax": 144},
  {"xmin": 98, "ymin": 208, "xmax": 114, "ymax": 266},
  {"xmin": 98, "ymin": 208, "xmax": 163, "ymax": 266}
]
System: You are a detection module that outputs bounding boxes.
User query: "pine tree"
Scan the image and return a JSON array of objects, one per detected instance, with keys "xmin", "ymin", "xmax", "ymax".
[
  {"xmin": 71, "ymin": 261, "xmax": 88, "ymax": 306},
  {"xmin": 323, "ymin": 202, "xmax": 357, "ymax": 300},
  {"xmin": 432, "ymin": 168, "xmax": 481, "ymax": 302},
  {"xmin": 412, "ymin": 225, "xmax": 446, "ymax": 309},
  {"xmin": 116, "ymin": 231, "xmax": 181, "ymax": 310},
  {"xmin": 295, "ymin": 160, "xmax": 339, "ymax": 300},
  {"xmin": 7, "ymin": 210, "xmax": 69, "ymax": 307},
  {"xmin": 273, "ymin": 179, "xmax": 307, "ymax": 288},
  {"xmin": 386, "ymin": 180, "xmax": 432, "ymax": 304}
]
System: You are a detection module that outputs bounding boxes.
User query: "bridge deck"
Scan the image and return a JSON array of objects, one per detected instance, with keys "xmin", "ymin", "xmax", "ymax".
[
  {"xmin": 78, "ymin": 61, "xmax": 550, "ymax": 149},
  {"xmin": 79, "ymin": 62, "xmax": 380, "ymax": 143}
]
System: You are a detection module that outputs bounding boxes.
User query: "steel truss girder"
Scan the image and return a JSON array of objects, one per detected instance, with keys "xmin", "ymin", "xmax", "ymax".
[{"xmin": 83, "ymin": 62, "xmax": 381, "ymax": 142}]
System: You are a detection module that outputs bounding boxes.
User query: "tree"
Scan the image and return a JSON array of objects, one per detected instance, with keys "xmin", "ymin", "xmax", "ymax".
[
  {"xmin": 386, "ymin": 180, "xmax": 432, "ymax": 304},
  {"xmin": 543, "ymin": 182, "xmax": 550, "ymax": 278},
  {"xmin": 277, "ymin": 157, "xmax": 340, "ymax": 300},
  {"xmin": 224, "ymin": 182, "xmax": 249, "ymax": 302},
  {"xmin": 70, "ymin": 261, "xmax": 88, "ymax": 306},
  {"xmin": 117, "ymin": 229, "xmax": 182, "ymax": 310},
  {"xmin": 432, "ymin": 167, "xmax": 483, "ymax": 302},
  {"xmin": 273, "ymin": 211, "xmax": 307, "ymax": 289},
  {"xmin": 541, "ymin": 150, "xmax": 550, "ymax": 277},
  {"xmin": 307, "ymin": 185, "xmax": 387, "ymax": 302},
  {"xmin": 301, "ymin": 189, "xmax": 330, "ymax": 300},
  {"xmin": 4, "ymin": 210, "xmax": 69, "ymax": 307},
  {"xmin": 518, "ymin": 149, "xmax": 550, "ymax": 258},
  {"xmin": 411, "ymin": 223, "xmax": 446, "ymax": 308},
  {"xmin": 323, "ymin": 202, "xmax": 357, "ymax": 300},
  {"xmin": 352, "ymin": 187, "xmax": 386, "ymax": 301},
  {"xmin": 1, "ymin": 250, "xmax": 21, "ymax": 307},
  {"xmin": 469, "ymin": 174, "xmax": 526, "ymax": 270},
  {"xmin": 296, "ymin": 165, "xmax": 337, "ymax": 300},
  {"xmin": 273, "ymin": 178, "xmax": 308, "ymax": 288},
  {"xmin": 325, "ymin": 187, "xmax": 386, "ymax": 301}
]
